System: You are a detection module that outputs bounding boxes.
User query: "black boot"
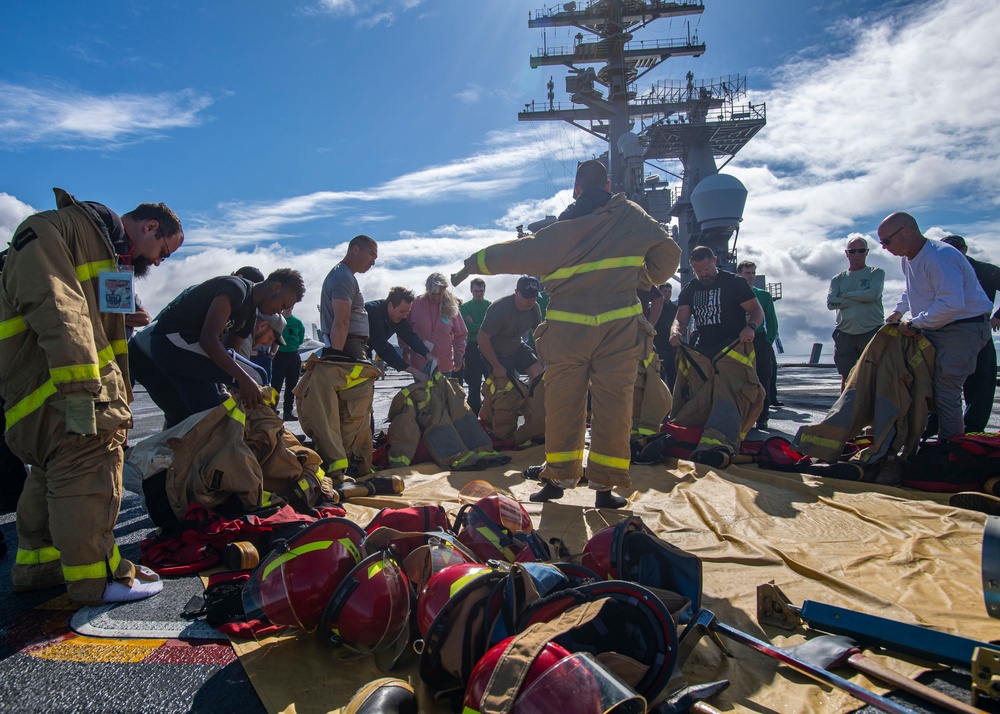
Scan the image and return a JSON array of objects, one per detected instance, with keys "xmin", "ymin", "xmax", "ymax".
[
  {"xmin": 594, "ymin": 490, "xmax": 627, "ymax": 509},
  {"xmin": 529, "ymin": 482, "xmax": 565, "ymax": 502}
]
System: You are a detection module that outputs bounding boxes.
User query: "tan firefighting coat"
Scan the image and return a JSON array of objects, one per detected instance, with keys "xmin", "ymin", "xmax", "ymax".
[
  {"xmin": 460, "ymin": 193, "xmax": 679, "ymax": 488},
  {"xmin": 794, "ymin": 324, "xmax": 935, "ymax": 464},
  {"xmin": 293, "ymin": 353, "xmax": 382, "ymax": 481},
  {"xmin": 1, "ymin": 188, "xmax": 135, "ymax": 603},
  {"xmin": 670, "ymin": 341, "xmax": 766, "ymax": 457},
  {"xmin": 387, "ymin": 374, "xmax": 508, "ymax": 470},
  {"xmin": 479, "ymin": 373, "xmax": 546, "ymax": 444}
]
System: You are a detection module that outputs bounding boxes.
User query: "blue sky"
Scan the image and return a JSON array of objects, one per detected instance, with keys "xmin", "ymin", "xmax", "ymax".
[{"xmin": 2, "ymin": 0, "xmax": 999, "ymax": 358}]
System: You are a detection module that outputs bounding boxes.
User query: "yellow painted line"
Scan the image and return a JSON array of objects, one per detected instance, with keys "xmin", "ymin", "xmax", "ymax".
[{"xmin": 29, "ymin": 635, "xmax": 166, "ymax": 663}]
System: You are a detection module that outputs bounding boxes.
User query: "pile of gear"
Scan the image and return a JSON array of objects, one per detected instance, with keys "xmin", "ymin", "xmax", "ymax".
[{"xmin": 194, "ymin": 486, "xmax": 704, "ymax": 713}]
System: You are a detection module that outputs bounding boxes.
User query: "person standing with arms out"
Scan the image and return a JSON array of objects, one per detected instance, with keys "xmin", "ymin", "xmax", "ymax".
[
  {"xmin": 460, "ymin": 278, "xmax": 491, "ymax": 413},
  {"xmin": 321, "ymin": 234, "xmax": 378, "ymax": 360},
  {"xmin": 453, "ymin": 159, "xmax": 680, "ymax": 508},
  {"xmin": 2, "ymin": 189, "xmax": 183, "ymax": 604},
  {"xmin": 881, "ymin": 212, "xmax": 992, "ymax": 440},
  {"xmin": 939, "ymin": 235, "xmax": 1000, "ymax": 432},
  {"xmin": 827, "ymin": 237, "xmax": 885, "ymax": 390},
  {"xmin": 270, "ymin": 306, "xmax": 305, "ymax": 421},
  {"xmin": 736, "ymin": 261, "xmax": 778, "ymax": 430}
]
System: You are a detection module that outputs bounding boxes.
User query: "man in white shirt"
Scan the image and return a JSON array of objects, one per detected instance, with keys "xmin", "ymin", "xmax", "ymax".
[{"xmin": 880, "ymin": 212, "xmax": 992, "ymax": 439}]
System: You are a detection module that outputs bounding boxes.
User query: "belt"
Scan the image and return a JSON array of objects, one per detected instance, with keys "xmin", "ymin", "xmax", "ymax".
[
  {"xmin": 949, "ymin": 315, "xmax": 987, "ymax": 327},
  {"xmin": 346, "ymin": 334, "xmax": 369, "ymax": 342}
]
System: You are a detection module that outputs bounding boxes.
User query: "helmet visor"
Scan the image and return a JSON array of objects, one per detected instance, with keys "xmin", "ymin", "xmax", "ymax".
[{"xmin": 514, "ymin": 653, "xmax": 646, "ymax": 714}]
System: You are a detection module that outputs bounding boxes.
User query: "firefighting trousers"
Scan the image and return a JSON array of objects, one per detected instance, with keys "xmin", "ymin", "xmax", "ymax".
[
  {"xmin": 11, "ymin": 424, "xmax": 135, "ymax": 605},
  {"xmin": 534, "ymin": 317, "xmax": 644, "ymax": 489}
]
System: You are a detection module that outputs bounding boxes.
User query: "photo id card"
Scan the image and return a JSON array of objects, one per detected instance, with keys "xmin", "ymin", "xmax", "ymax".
[{"xmin": 98, "ymin": 269, "xmax": 135, "ymax": 313}]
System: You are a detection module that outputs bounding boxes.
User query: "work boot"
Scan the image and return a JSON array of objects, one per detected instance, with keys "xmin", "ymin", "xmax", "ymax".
[
  {"xmin": 631, "ymin": 433, "xmax": 674, "ymax": 465},
  {"xmin": 529, "ymin": 482, "xmax": 565, "ymax": 502},
  {"xmin": 594, "ymin": 490, "xmax": 627, "ymax": 509},
  {"xmin": 692, "ymin": 448, "xmax": 732, "ymax": 470},
  {"xmin": 522, "ymin": 464, "xmax": 544, "ymax": 481},
  {"xmin": 343, "ymin": 677, "xmax": 417, "ymax": 714},
  {"xmin": 950, "ymin": 492, "xmax": 1000, "ymax": 517}
]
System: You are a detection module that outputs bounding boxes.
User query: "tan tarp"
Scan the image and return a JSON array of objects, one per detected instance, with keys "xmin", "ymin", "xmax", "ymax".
[{"xmin": 229, "ymin": 445, "xmax": 999, "ymax": 714}]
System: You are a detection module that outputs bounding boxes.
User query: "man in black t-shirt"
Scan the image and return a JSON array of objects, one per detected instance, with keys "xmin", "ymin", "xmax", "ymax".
[
  {"xmin": 670, "ymin": 246, "xmax": 764, "ymax": 356},
  {"xmin": 365, "ymin": 286, "xmax": 434, "ymax": 381},
  {"xmin": 478, "ymin": 276, "xmax": 545, "ymax": 381},
  {"xmin": 150, "ymin": 269, "xmax": 305, "ymax": 421}
]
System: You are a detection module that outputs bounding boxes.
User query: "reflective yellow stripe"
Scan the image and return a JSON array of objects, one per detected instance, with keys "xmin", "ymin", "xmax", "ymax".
[
  {"xmin": 76, "ymin": 260, "xmax": 118, "ymax": 283},
  {"xmin": 643, "ymin": 352, "xmax": 656, "ymax": 369},
  {"xmin": 699, "ymin": 438, "xmax": 728, "ymax": 448},
  {"xmin": 344, "ymin": 365, "xmax": 368, "ymax": 390},
  {"xmin": 109, "ymin": 340, "xmax": 128, "ymax": 356},
  {"xmin": 328, "ymin": 458, "xmax": 349, "ymax": 471},
  {"xmin": 546, "ymin": 450, "xmax": 584, "ymax": 464},
  {"xmin": 798, "ymin": 433, "xmax": 842, "ymax": 451},
  {"xmin": 261, "ymin": 490, "xmax": 274, "ymax": 507},
  {"xmin": 222, "ymin": 397, "xmax": 247, "ymax": 425},
  {"xmin": 389, "ymin": 455, "xmax": 411, "ymax": 466},
  {"xmin": 721, "ymin": 346, "xmax": 755, "ymax": 368},
  {"xmin": 546, "ymin": 303, "xmax": 642, "ymax": 327},
  {"xmin": 297, "ymin": 478, "xmax": 310, "ymax": 493},
  {"xmin": 262, "ymin": 540, "xmax": 334, "ymax": 580},
  {"xmin": 63, "ymin": 545, "xmax": 121, "ymax": 583},
  {"xmin": 16, "ymin": 546, "xmax": 61, "ymax": 565},
  {"xmin": 367, "ymin": 559, "xmax": 385, "ymax": 580},
  {"xmin": 475, "ymin": 250, "xmax": 491, "ymax": 275},
  {"xmin": 541, "ymin": 255, "xmax": 644, "ymax": 282},
  {"xmin": 450, "ymin": 569, "xmax": 488, "ymax": 597},
  {"xmin": 0, "ymin": 315, "xmax": 27, "ymax": 339},
  {"xmin": 6, "ymin": 379, "xmax": 57, "ymax": 430},
  {"xmin": 589, "ymin": 451, "xmax": 630, "ymax": 470},
  {"xmin": 50, "ymin": 363, "xmax": 100, "ymax": 385},
  {"xmin": 635, "ymin": 427, "xmax": 657, "ymax": 436}
]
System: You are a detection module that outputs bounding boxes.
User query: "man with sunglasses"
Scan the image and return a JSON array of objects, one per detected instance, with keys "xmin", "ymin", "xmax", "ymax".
[
  {"xmin": 880, "ymin": 212, "xmax": 992, "ymax": 440},
  {"xmin": 827, "ymin": 237, "xmax": 885, "ymax": 390}
]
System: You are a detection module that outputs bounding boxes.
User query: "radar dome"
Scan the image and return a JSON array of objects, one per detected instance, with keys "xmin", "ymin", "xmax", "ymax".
[
  {"xmin": 617, "ymin": 132, "xmax": 644, "ymax": 160},
  {"xmin": 690, "ymin": 174, "xmax": 747, "ymax": 231}
]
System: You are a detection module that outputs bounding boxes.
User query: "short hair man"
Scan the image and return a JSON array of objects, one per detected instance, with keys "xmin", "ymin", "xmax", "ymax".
[
  {"xmin": 736, "ymin": 261, "xmax": 779, "ymax": 429},
  {"xmin": 321, "ymin": 235, "xmax": 378, "ymax": 360},
  {"xmin": 653, "ymin": 282, "xmax": 678, "ymax": 387},
  {"xmin": 939, "ymin": 235, "xmax": 1000, "ymax": 432},
  {"xmin": 881, "ymin": 212, "xmax": 992, "ymax": 439},
  {"xmin": 2, "ymin": 189, "xmax": 183, "ymax": 605},
  {"xmin": 270, "ymin": 306, "xmax": 306, "ymax": 421},
  {"xmin": 365, "ymin": 286, "xmax": 435, "ymax": 381},
  {"xmin": 478, "ymin": 276, "xmax": 545, "ymax": 382},
  {"xmin": 239, "ymin": 310, "xmax": 288, "ymax": 385},
  {"xmin": 150, "ymin": 268, "xmax": 305, "ymax": 420},
  {"xmin": 670, "ymin": 246, "xmax": 764, "ymax": 355},
  {"xmin": 827, "ymin": 237, "xmax": 885, "ymax": 389},
  {"xmin": 460, "ymin": 278, "xmax": 491, "ymax": 413}
]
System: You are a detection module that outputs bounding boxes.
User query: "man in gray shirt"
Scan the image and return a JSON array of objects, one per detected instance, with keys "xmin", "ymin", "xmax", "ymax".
[
  {"xmin": 827, "ymin": 237, "xmax": 885, "ymax": 389},
  {"xmin": 479, "ymin": 276, "xmax": 545, "ymax": 381},
  {"xmin": 321, "ymin": 234, "xmax": 378, "ymax": 360}
]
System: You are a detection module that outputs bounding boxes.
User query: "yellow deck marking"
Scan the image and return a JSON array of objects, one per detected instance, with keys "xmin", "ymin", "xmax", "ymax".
[{"xmin": 30, "ymin": 635, "xmax": 166, "ymax": 663}]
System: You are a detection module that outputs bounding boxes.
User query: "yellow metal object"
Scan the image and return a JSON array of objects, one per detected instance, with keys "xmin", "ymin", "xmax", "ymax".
[{"xmin": 972, "ymin": 646, "xmax": 1000, "ymax": 706}]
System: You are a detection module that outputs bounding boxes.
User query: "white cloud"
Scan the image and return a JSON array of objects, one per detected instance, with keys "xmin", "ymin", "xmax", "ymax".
[
  {"xmin": 308, "ymin": 0, "xmax": 424, "ymax": 26},
  {"xmin": 0, "ymin": 83, "xmax": 213, "ymax": 149},
  {"xmin": 0, "ymin": 193, "xmax": 36, "ymax": 239}
]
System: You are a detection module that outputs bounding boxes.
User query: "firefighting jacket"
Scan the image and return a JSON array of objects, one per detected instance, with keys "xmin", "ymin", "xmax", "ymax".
[
  {"xmin": 387, "ymin": 374, "xmax": 509, "ymax": 471},
  {"xmin": 670, "ymin": 341, "xmax": 765, "ymax": 455},
  {"xmin": 1, "ymin": 188, "xmax": 132, "ymax": 442},
  {"xmin": 479, "ymin": 373, "xmax": 546, "ymax": 444},
  {"xmin": 794, "ymin": 325, "xmax": 934, "ymax": 464},
  {"xmin": 292, "ymin": 352, "xmax": 382, "ymax": 479},
  {"xmin": 460, "ymin": 193, "xmax": 679, "ymax": 325}
]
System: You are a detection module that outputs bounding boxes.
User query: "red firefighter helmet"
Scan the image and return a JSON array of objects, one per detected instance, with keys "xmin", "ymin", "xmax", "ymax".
[
  {"xmin": 416, "ymin": 562, "xmax": 492, "ymax": 638},
  {"xmin": 320, "ymin": 549, "xmax": 411, "ymax": 655},
  {"xmin": 581, "ymin": 524, "xmax": 617, "ymax": 579},
  {"xmin": 456, "ymin": 493, "xmax": 534, "ymax": 563},
  {"xmin": 243, "ymin": 518, "xmax": 365, "ymax": 632},
  {"xmin": 463, "ymin": 637, "xmax": 571, "ymax": 714},
  {"xmin": 402, "ymin": 534, "xmax": 481, "ymax": 595},
  {"xmin": 464, "ymin": 640, "xmax": 645, "ymax": 714}
]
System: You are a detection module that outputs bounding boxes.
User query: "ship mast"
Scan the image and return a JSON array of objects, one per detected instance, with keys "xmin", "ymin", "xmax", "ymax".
[{"xmin": 520, "ymin": 0, "xmax": 766, "ymax": 280}]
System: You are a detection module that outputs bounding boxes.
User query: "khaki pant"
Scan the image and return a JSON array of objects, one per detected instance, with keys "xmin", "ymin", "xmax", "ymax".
[
  {"xmin": 534, "ymin": 317, "xmax": 644, "ymax": 489},
  {"xmin": 10, "ymin": 413, "xmax": 134, "ymax": 605}
]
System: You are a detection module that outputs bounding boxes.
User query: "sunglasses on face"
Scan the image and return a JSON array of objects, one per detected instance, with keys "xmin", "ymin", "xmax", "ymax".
[
  {"xmin": 880, "ymin": 225, "xmax": 906, "ymax": 246},
  {"xmin": 846, "ymin": 248, "xmax": 868, "ymax": 254}
]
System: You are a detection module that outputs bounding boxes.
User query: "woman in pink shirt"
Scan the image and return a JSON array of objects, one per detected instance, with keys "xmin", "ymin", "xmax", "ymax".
[{"xmin": 403, "ymin": 273, "xmax": 468, "ymax": 376}]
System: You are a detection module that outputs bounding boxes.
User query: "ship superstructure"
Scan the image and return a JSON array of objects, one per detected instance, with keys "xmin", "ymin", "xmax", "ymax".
[{"xmin": 519, "ymin": 0, "xmax": 766, "ymax": 281}]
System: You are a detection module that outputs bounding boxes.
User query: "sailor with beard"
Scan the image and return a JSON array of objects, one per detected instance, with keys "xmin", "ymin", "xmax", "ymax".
[
  {"xmin": 670, "ymin": 245, "xmax": 764, "ymax": 356},
  {"xmin": 1, "ymin": 188, "xmax": 183, "ymax": 604}
]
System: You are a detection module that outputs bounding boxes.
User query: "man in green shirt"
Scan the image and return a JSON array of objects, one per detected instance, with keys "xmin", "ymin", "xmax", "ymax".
[
  {"xmin": 460, "ymin": 278, "xmax": 491, "ymax": 413},
  {"xmin": 737, "ymin": 261, "xmax": 778, "ymax": 430},
  {"xmin": 827, "ymin": 237, "xmax": 885, "ymax": 390},
  {"xmin": 270, "ymin": 307, "xmax": 305, "ymax": 420}
]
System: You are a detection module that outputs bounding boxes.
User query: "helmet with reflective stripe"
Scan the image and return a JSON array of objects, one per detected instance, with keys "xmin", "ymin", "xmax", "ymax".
[
  {"xmin": 416, "ymin": 562, "xmax": 492, "ymax": 638},
  {"xmin": 463, "ymin": 637, "xmax": 571, "ymax": 714},
  {"xmin": 243, "ymin": 517, "xmax": 365, "ymax": 632}
]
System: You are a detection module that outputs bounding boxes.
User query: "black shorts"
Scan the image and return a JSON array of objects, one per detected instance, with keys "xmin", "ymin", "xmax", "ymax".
[{"xmin": 497, "ymin": 343, "xmax": 540, "ymax": 375}]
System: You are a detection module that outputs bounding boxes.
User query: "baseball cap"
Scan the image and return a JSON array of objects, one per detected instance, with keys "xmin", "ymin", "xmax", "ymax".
[
  {"xmin": 516, "ymin": 276, "xmax": 541, "ymax": 298},
  {"xmin": 258, "ymin": 311, "xmax": 287, "ymax": 345}
]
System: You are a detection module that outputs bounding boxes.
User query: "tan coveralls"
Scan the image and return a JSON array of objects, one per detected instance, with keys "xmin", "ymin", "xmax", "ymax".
[
  {"xmin": 459, "ymin": 194, "xmax": 679, "ymax": 488},
  {"xmin": 2, "ymin": 189, "xmax": 137, "ymax": 604}
]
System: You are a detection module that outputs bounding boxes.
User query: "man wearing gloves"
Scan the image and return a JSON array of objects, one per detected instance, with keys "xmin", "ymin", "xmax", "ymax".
[
  {"xmin": 453, "ymin": 160, "xmax": 680, "ymax": 508},
  {"xmin": 2, "ymin": 189, "xmax": 183, "ymax": 604}
]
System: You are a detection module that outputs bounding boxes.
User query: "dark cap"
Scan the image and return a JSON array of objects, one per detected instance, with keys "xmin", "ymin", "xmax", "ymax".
[
  {"xmin": 941, "ymin": 235, "xmax": 967, "ymax": 252},
  {"xmin": 234, "ymin": 266, "xmax": 265, "ymax": 282},
  {"xmin": 257, "ymin": 311, "xmax": 287, "ymax": 345},
  {"xmin": 516, "ymin": 275, "xmax": 541, "ymax": 298}
]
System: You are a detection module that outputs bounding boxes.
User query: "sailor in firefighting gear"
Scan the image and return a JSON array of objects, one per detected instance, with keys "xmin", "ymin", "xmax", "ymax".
[
  {"xmin": 453, "ymin": 160, "xmax": 680, "ymax": 508},
  {"xmin": 2, "ymin": 189, "xmax": 183, "ymax": 604}
]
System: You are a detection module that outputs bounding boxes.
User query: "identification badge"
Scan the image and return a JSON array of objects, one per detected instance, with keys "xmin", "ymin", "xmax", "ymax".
[{"xmin": 98, "ymin": 269, "xmax": 135, "ymax": 313}]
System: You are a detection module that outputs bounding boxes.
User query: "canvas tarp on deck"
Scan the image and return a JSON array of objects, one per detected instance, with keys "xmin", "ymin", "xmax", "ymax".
[{"xmin": 230, "ymin": 445, "xmax": 999, "ymax": 714}]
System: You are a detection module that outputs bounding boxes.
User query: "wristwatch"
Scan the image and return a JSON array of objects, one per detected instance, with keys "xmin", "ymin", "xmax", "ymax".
[{"xmin": 746, "ymin": 322, "xmax": 757, "ymax": 331}]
